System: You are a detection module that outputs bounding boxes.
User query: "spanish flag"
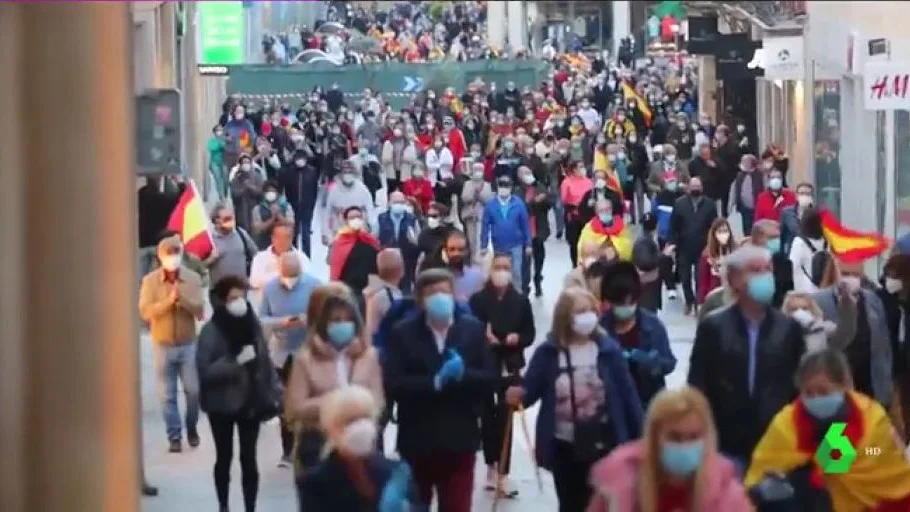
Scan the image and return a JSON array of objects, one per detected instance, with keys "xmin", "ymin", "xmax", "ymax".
[
  {"xmin": 167, "ymin": 180, "xmax": 214, "ymax": 260},
  {"xmin": 577, "ymin": 215, "xmax": 634, "ymax": 262},
  {"xmin": 620, "ymin": 80, "xmax": 653, "ymax": 127},
  {"xmin": 820, "ymin": 209, "xmax": 889, "ymax": 264}
]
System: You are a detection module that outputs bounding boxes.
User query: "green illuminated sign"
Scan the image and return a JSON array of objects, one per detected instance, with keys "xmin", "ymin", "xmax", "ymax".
[
  {"xmin": 198, "ymin": 1, "xmax": 245, "ymax": 66},
  {"xmin": 816, "ymin": 422, "xmax": 858, "ymax": 474}
]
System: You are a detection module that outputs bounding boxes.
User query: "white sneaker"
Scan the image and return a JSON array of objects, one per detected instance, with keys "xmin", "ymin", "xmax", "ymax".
[
  {"xmin": 277, "ymin": 456, "xmax": 292, "ymax": 468},
  {"xmin": 484, "ymin": 467, "xmax": 497, "ymax": 491},
  {"xmin": 496, "ymin": 476, "xmax": 519, "ymax": 498},
  {"xmin": 668, "ymin": 290, "xmax": 679, "ymax": 300}
]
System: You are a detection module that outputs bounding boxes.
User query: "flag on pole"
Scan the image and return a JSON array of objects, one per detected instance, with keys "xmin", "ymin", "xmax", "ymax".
[
  {"xmin": 620, "ymin": 80, "xmax": 653, "ymax": 127},
  {"xmin": 167, "ymin": 180, "xmax": 214, "ymax": 260},
  {"xmin": 820, "ymin": 209, "xmax": 889, "ymax": 264}
]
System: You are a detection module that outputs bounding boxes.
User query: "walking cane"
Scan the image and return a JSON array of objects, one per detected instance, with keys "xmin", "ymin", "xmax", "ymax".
[
  {"xmin": 516, "ymin": 401, "xmax": 543, "ymax": 492},
  {"xmin": 491, "ymin": 410, "xmax": 514, "ymax": 512}
]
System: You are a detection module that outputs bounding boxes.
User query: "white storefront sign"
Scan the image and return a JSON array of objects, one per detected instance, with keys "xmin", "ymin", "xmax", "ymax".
[
  {"xmin": 863, "ymin": 61, "xmax": 910, "ymax": 111},
  {"xmin": 758, "ymin": 36, "xmax": 805, "ymax": 80}
]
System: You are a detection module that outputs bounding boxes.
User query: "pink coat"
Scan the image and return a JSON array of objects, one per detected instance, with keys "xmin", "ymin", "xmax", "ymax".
[{"xmin": 587, "ymin": 441, "xmax": 753, "ymax": 512}]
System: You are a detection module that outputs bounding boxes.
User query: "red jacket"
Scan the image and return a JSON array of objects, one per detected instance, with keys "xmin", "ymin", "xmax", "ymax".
[
  {"xmin": 401, "ymin": 177, "xmax": 434, "ymax": 213},
  {"xmin": 697, "ymin": 253, "xmax": 723, "ymax": 304},
  {"xmin": 754, "ymin": 189, "xmax": 797, "ymax": 222}
]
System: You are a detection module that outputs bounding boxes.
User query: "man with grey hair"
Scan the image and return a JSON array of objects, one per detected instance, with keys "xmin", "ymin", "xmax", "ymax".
[
  {"xmin": 206, "ymin": 202, "xmax": 257, "ymax": 304},
  {"xmin": 729, "ymin": 153, "xmax": 763, "ymax": 236},
  {"xmin": 688, "ymin": 243, "xmax": 805, "ymax": 474},
  {"xmin": 668, "ymin": 175, "xmax": 717, "ymax": 315},
  {"xmin": 748, "ymin": 219, "xmax": 793, "ymax": 307}
]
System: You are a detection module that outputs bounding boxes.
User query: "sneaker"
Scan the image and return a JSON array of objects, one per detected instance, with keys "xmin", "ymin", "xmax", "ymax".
[
  {"xmin": 278, "ymin": 456, "xmax": 292, "ymax": 468},
  {"xmin": 187, "ymin": 430, "xmax": 200, "ymax": 448},
  {"xmin": 496, "ymin": 477, "xmax": 519, "ymax": 498},
  {"xmin": 484, "ymin": 466, "xmax": 497, "ymax": 491},
  {"xmin": 168, "ymin": 440, "xmax": 182, "ymax": 453},
  {"xmin": 668, "ymin": 290, "xmax": 678, "ymax": 300}
]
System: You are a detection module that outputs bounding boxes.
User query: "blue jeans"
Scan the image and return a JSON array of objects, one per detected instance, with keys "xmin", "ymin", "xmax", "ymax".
[
  {"xmin": 740, "ymin": 207, "xmax": 755, "ymax": 236},
  {"xmin": 506, "ymin": 245, "xmax": 524, "ymax": 292},
  {"xmin": 552, "ymin": 195, "xmax": 566, "ymax": 235},
  {"xmin": 153, "ymin": 343, "xmax": 200, "ymax": 441}
]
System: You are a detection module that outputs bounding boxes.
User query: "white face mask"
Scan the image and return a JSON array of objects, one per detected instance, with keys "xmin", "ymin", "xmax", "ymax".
[
  {"xmin": 665, "ymin": 154, "xmax": 677, "ymax": 164},
  {"xmin": 886, "ymin": 277, "xmax": 903, "ymax": 294},
  {"xmin": 347, "ymin": 218, "xmax": 365, "ymax": 231},
  {"xmin": 280, "ymin": 276, "xmax": 299, "ymax": 289},
  {"xmin": 715, "ymin": 231, "xmax": 730, "ymax": 245},
  {"xmin": 161, "ymin": 254, "xmax": 182, "ymax": 272},
  {"xmin": 841, "ymin": 276, "xmax": 862, "ymax": 294},
  {"xmin": 426, "ymin": 217, "xmax": 441, "ymax": 229},
  {"xmin": 582, "ymin": 257, "xmax": 598, "ymax": 269},
  {"xmin": 241, "ymin": 163, "xmax": 251, "ymax": 172},
  {"xmin": 571, "ymin": 311, "xmax": 599, "ymax": 336},
  {"xmin": 595, "ymin": 178, "xmax": 607, "ymax": 189},
  {"xmin": 411, "ymin": 170, "xmax": 424, "ymax": 179},
  {"xmin": 797, "ymin": 194, "xmax": 813, "ymax": 208},
  {"xmin": 226, "ymin": 298, "xmax": 248, "ymax": 317},
  {"xmin": 497, "ymin": 187, "xmax": 511, "ymax": 198},
  {"xmin": 521, "ymin": 174, "xmax": 535, "ymax": 185},
  {"xmin": 339, "ymin": 418, "xmax": 378, "ymax": 457},
  {"xmin": 341, "ymin": 174, "xmax": 356, "ymax": 185},
  {"xmin": 471, "ymin": 171, "xmax": 484, "ymax": 180},
  {"xmin": 264, "ymin": 191, "xmax": 278, "ymax": 202},
  {"xmin": 791, "ymin": 308, "xmax": 815, "ymax": 328},
  {"xmin": 491, "ymin": 269, "xmax": 511, "ymax": 287}
]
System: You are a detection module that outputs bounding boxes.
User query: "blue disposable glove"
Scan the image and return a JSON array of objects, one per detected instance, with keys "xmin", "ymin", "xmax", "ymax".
[
  {"xmin": 378, "ymin": 463, "xmax": 412, "ymax": 512},
  {"xmin": 434, "ymin": 350, "xmax": 465, "ymax": 390},
  {"xmin": 627, "ymin": 348, "xmax": 659, "ymax": 366},
  {"xmin": 752, "ymin": 473, "xmax": 795, "ymax": 503}
]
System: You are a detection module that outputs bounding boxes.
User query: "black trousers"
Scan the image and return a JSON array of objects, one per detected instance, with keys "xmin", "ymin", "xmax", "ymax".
[
  {"xmin": 677, "ymin": 251, "xmax": 699, "ymax": 306},
  {"xmin": 276, "ymin": 356, "xmax": 294, "ymax": 458},
  {"xmin": 522, "ymin": 238, "xmax": 546, "ymax": 294},
  {"xmin": 481, "ymin": 374, "xmax": 521, "ymax": 474},
  {"xmin": 209, "ymin": 413, "xmax": 261, "ymax": 512},
  {"xmin": 657, "ymin": 239, "xmax": 677, "ymax": 289},
  {"xmin": 551, "ymin": 439, "xmax": 595, "ymax": 512},
  {"xmin": 565, "ymin": 220, "xmax": 584, "ymax": 268}
]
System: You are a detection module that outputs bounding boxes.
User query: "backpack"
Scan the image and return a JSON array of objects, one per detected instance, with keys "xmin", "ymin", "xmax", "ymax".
[
  {"xmin": 799, "ymin": 236, "xmax": 829, "ymax": 286},
  {"xmin": 373, "ymin": 290, "xmax": 418, "ymax": 354},
  {"xmin": 237, "ymin": 227, "xmax": 257, "ymax": 275}
]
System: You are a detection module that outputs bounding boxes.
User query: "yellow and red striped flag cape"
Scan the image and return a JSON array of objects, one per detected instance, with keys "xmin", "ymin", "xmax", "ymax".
[
  {"xmin": 620, "ymin": 80, "xmax": 653, "ymax": 127},
  {"xmin": 167, "ymin": 180, "xmax": 214, "ymax": 260},
  {"xmin": 820, "ymin": 209, "xmax": 889, "ymax": 264}
]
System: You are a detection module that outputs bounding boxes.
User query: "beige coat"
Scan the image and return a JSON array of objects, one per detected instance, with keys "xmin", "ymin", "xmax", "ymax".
[
  {"xmin": 285, "ymin": 335, "xmax": 384, "ymax": 428},
  {"xmin": 138, "ymin": 266, "xmax": 204, "ymax": 344},
  {"xmin": 381, "ymin": 138, "xmax": 418, "ymax": 181}
]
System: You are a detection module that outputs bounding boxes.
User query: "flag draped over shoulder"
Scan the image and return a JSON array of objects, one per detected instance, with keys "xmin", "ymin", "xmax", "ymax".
[
  {"xmin": 820, "ymin": 209, "xmax": 889, "ymax": 264},
  {"xmin": 620, "ymin": 80, "xmax": 653, "ymax": 127},
  {"xmin": 167, "ymin": 180, "xmax": 214, "ymax": 260}
]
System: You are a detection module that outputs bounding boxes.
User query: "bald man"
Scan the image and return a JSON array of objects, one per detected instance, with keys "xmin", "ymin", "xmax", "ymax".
[
  {"xmin": 376, "ymin": 191, "xmax": 420, "ymax": 292},
  {"xmin": 258, "ymin": 251, "xmax": 321, "ymax": 465},
  {"xmin": 365, "ymin": 248, "xmax": 405, "ymax": 336}
]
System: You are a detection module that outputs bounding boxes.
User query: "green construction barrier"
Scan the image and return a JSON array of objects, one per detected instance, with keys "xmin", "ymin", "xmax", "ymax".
[{"xmin": 227, "ymin": 60, "xmax": 552, "ymax": 109}]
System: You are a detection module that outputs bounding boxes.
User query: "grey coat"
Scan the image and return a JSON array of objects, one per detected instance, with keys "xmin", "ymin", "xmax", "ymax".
[
  {"xmin": 196, "ymin": 319, "xmax": 282, "ymax": 416},
  {"xmin": 813, "ymin": 288, "xmax": 893, "ymax": 406}
]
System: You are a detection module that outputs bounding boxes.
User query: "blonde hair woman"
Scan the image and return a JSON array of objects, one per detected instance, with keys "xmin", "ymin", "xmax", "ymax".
[
  {"xmin": 505, "ymin": 287, "xmax": 642, "ymax": 511},
  {"xmin": 588, "ymin": 387, "xmax": 752, "ymax": 511},
  {"xmin": 286, "ymin": 287, "xmax": 384, "ymax": 477},
  {"xmin": 298, "ymin": 385, "xmax": 418, "ymax": 510},
  {"xmin": 781, "ymin": 291, "xmax": 840, "ymax": 352}
]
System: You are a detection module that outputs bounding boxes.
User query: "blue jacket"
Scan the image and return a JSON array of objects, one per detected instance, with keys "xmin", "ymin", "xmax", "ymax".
[
  {"xmin": 651, "ymin": 189, "xmax": 680, "ymax": 241},
  {"xmin": 521, "ymin": 332, "xmax": 643, "ymax": 470},
  {"xmin": 480, "ymin": 195, "xmax": 531, "ymax": 251},
  {"xmin": 779, "ymin": 205, "xmax": 800, "ymax": 255},
  {"xmin": 600, "ymin": 308, "xmax": 676, "ymax": 406},
  {"xmin": 377, "ymin": 211, "xmax": 419, "ymax": 257}
]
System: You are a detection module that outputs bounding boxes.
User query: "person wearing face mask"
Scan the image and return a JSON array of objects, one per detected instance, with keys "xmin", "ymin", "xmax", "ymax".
[
  {"xmin": 383, "ymin": 269, "xmax": 494, "ymax": 512},
  {"xmin": 879, "ymin": 253, "xmax": 910, "ymax": 441},
  {"xmin": 505, "ymin": 287, "xmax": 642, "ymax": 512},
  {"xmin": 468, "ymin": 254, "xmax": 535, "ymax": 496},
  {"xmin": 789, "ymin": 208, "xmax": 828, "ymax": 293},
  {"xmin": 688, "ymin": 244, "xmax": 806, "ymax": 473},
  {"xmin": 139, "ymin": 235, "xmax": 206, "ymax": 453},
  {"xmin": 492, "ymin": 135, "xmax": 525, "ymax": 184},
  {"xmin": 229, "ymin": 154, "xmax": 266, "ymax": 234},
  {"xmin": 748, "ymin": 219, "xmax": 794, "ymax": 307},
  {"xmin": 727, "ymin": 154, "xmax": 762, "ymax": 236},
  {"xmin": 480, "ymin": 176, "xmax": 532, "ymax": 289},
  {"xmin": 696, "ymin": 218, "xmax": 736, "ymax": 305},
  {"xmin": 249, "ymin": 220, "xmax": 312, "ymax": 302},
  {"xmin": 323, "ymin": 163, "xmax": 375, "ymax": 246},
  {"xmin": 251, "ymin": 181, "xmax": 296, "ymax": 250},
  {"xmin": 747, "ymin": 349, "xmax": 910, "ymax": 510},
  {"xmin": 224, "ymin": 104, "xmax": 257, "ymax": 164},
  {"xmin": 286, "ymin": 291, "xmax": 384, "ymax": 492},
  {"xmin": 209, "ymin": 125, "xmax": 229, "ymax": 199},
  {"xmin": 380, "ymin": 124, "xmax": 418, "ymax": 193},
  {"xmin": 813, "ymin": 255, "xmax": 893, "ymax": 407},
  {"xmin": 599, "ymin": 262, "xmax": 676, "ymax": 407},
  {"xmin": 298, "ymin": 385, "xmax": 420, "ymax": 511},
  {"xmin": 781, "ymin": 292, "xmax": 840, "ymax": 352},
  {"xmin": 649, "ymin": 167, "xmax": 682, "ymax": 301},
  {"xmin": 780, "ymin": 182, "xmax": 815, "ymax": 255},
  {"xmin": 402, "ymin": 159, "xmax": 437, "ymax": 214},
  {"xmin": 605, "ymin": 108, "xmax": 636, "ymax": 140},
  {"xmin": 755, "ymin": 169, "xmax": 797, "ymax": 223},
  {"xmin": 647, "ymin": 144, "xmax": 689, "ymax": 196},
  {"xmin": 665, "ymin": 113, "xmax": 695, "ymax": 162},
  {"xmin": 425, "ymin": 136, "xmax": 456, "ymax": 207},
  {"xmin": 576, "ymin": 98, "xmax": 601, "ymax": 133},
  {"xmin": 258, "ymin": 253, "xmax": 321, "ymax": 467},
  {"xmin": 328, "ymin": 207, "xmax": 380, "ymax": 310},
  {"xmin": 589, "ymin": 387, "xmax": 752, "ymax": 512},
  {"xmin": 580, "ymin": 167, "xmax": 625, "ymax": 227},
  {"xmin": 278, "ymin": 149, "xmax": 320, "ymax": 257},
  {"xmin": 712, "ymin": 125, "xmax": 742, "ymax": 217},
  {"xmin": 460, "ymin": 163, "xmax": 494, "ymax": 260},
  {"xmin": 561, "ymin": 162, "xmax": 595, "ymax": 266},
  {"xmin": 376, "ymin": 192, "xmax": 420, "ymax": 292},
  {"xmin": 515, "ymin": 164, "xmax": 553, "ymax": 296},
  {"xmin": 206, "ymin": 203, "xmax": 257, "ymax": 303},
  {"xmin": 668, "ymin": 177, "xmax": 718, "ymax": 315},
  {"xmin": 196, "ymin": 275, "xmax": 282, "ymax": 512}
]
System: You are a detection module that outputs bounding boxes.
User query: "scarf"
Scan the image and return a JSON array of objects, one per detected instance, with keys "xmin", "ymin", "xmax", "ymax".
[
  {"xmin": 329, "ymin": 227, "xmax": 381, "ymax": 281},
  {"xmin": 212, "ymin": 305, "xmax": 257, "ymax": 356}
]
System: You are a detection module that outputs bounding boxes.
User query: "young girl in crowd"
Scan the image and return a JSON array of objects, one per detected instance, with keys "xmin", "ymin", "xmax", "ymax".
[{"xmin": 697, "ymin": 218, "xmax": 736, "ymax": 304}]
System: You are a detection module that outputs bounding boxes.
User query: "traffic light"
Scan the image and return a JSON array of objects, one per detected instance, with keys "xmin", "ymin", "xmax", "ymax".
[{"xmin": 135, "ymin": 88, "xmax": 182, "ymax": 176}]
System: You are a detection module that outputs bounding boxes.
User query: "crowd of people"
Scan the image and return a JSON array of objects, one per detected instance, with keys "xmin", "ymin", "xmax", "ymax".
[{"xmin": 135, "ymin": 44, "xmax": 910, "ymax": 512}]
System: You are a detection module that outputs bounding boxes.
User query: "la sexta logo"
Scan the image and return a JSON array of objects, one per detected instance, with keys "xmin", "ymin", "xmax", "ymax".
[{"xmin": 870, "ymin": 74, "xmax": 910, "ymax": 100}]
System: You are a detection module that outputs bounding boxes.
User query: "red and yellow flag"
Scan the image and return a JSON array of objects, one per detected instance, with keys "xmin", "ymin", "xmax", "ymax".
[
  {"xmin": 820, "ymin": 209, "xmax": 889, "ymax": 264},
  {"xmin": 620, "ymin": 80, "xmax": 653, "ymax": 127},
  {"xmin": 167, "ymin": 180, "xmax": 214, "ymax": 260}
]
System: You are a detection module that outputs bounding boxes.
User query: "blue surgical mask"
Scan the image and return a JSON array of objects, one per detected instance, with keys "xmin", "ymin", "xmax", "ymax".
[
  {"xmin": 747, "ymin": 272, "xmax": 776, "ymax": 305},
  {"xmin": 665, "ymin": 181, "xmax": 678, "ymax": 191},
  {"xmin": 769, "ymin": 177, "xmax": 783, "ymax": 190},
  {"xmin": 425, "ymin": 292, "xmax": 455, "ymax": 321},
  {"xmin": 766, "ymin": 238, "xmax": 781, "ymax": 254},
  {"xmin": 599, "ymin": 214, "xmax": 613, "ymax": 225},
  {"xmin": 612, "ymin": 304, "xmax": 637, "ymax": 320},
  {"xmin": 660, "ymin": 440, "xmax": 705, "ymax": 477},
  {"xmin": 390, "ymin": 203, "xmax": 408, "ymax": 216},
  {"xmin": 802, "ymin": 391, "xmax": 845, "ymax": 419},
  {"xmin": 326, "ymin": 321, "xmax": 356, "ymax": 349}
]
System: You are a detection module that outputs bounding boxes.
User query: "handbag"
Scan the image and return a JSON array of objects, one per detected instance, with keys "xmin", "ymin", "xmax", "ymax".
[{"xmin": 564, "ymin": 347, "xmax": 615, "ymax": 464}]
